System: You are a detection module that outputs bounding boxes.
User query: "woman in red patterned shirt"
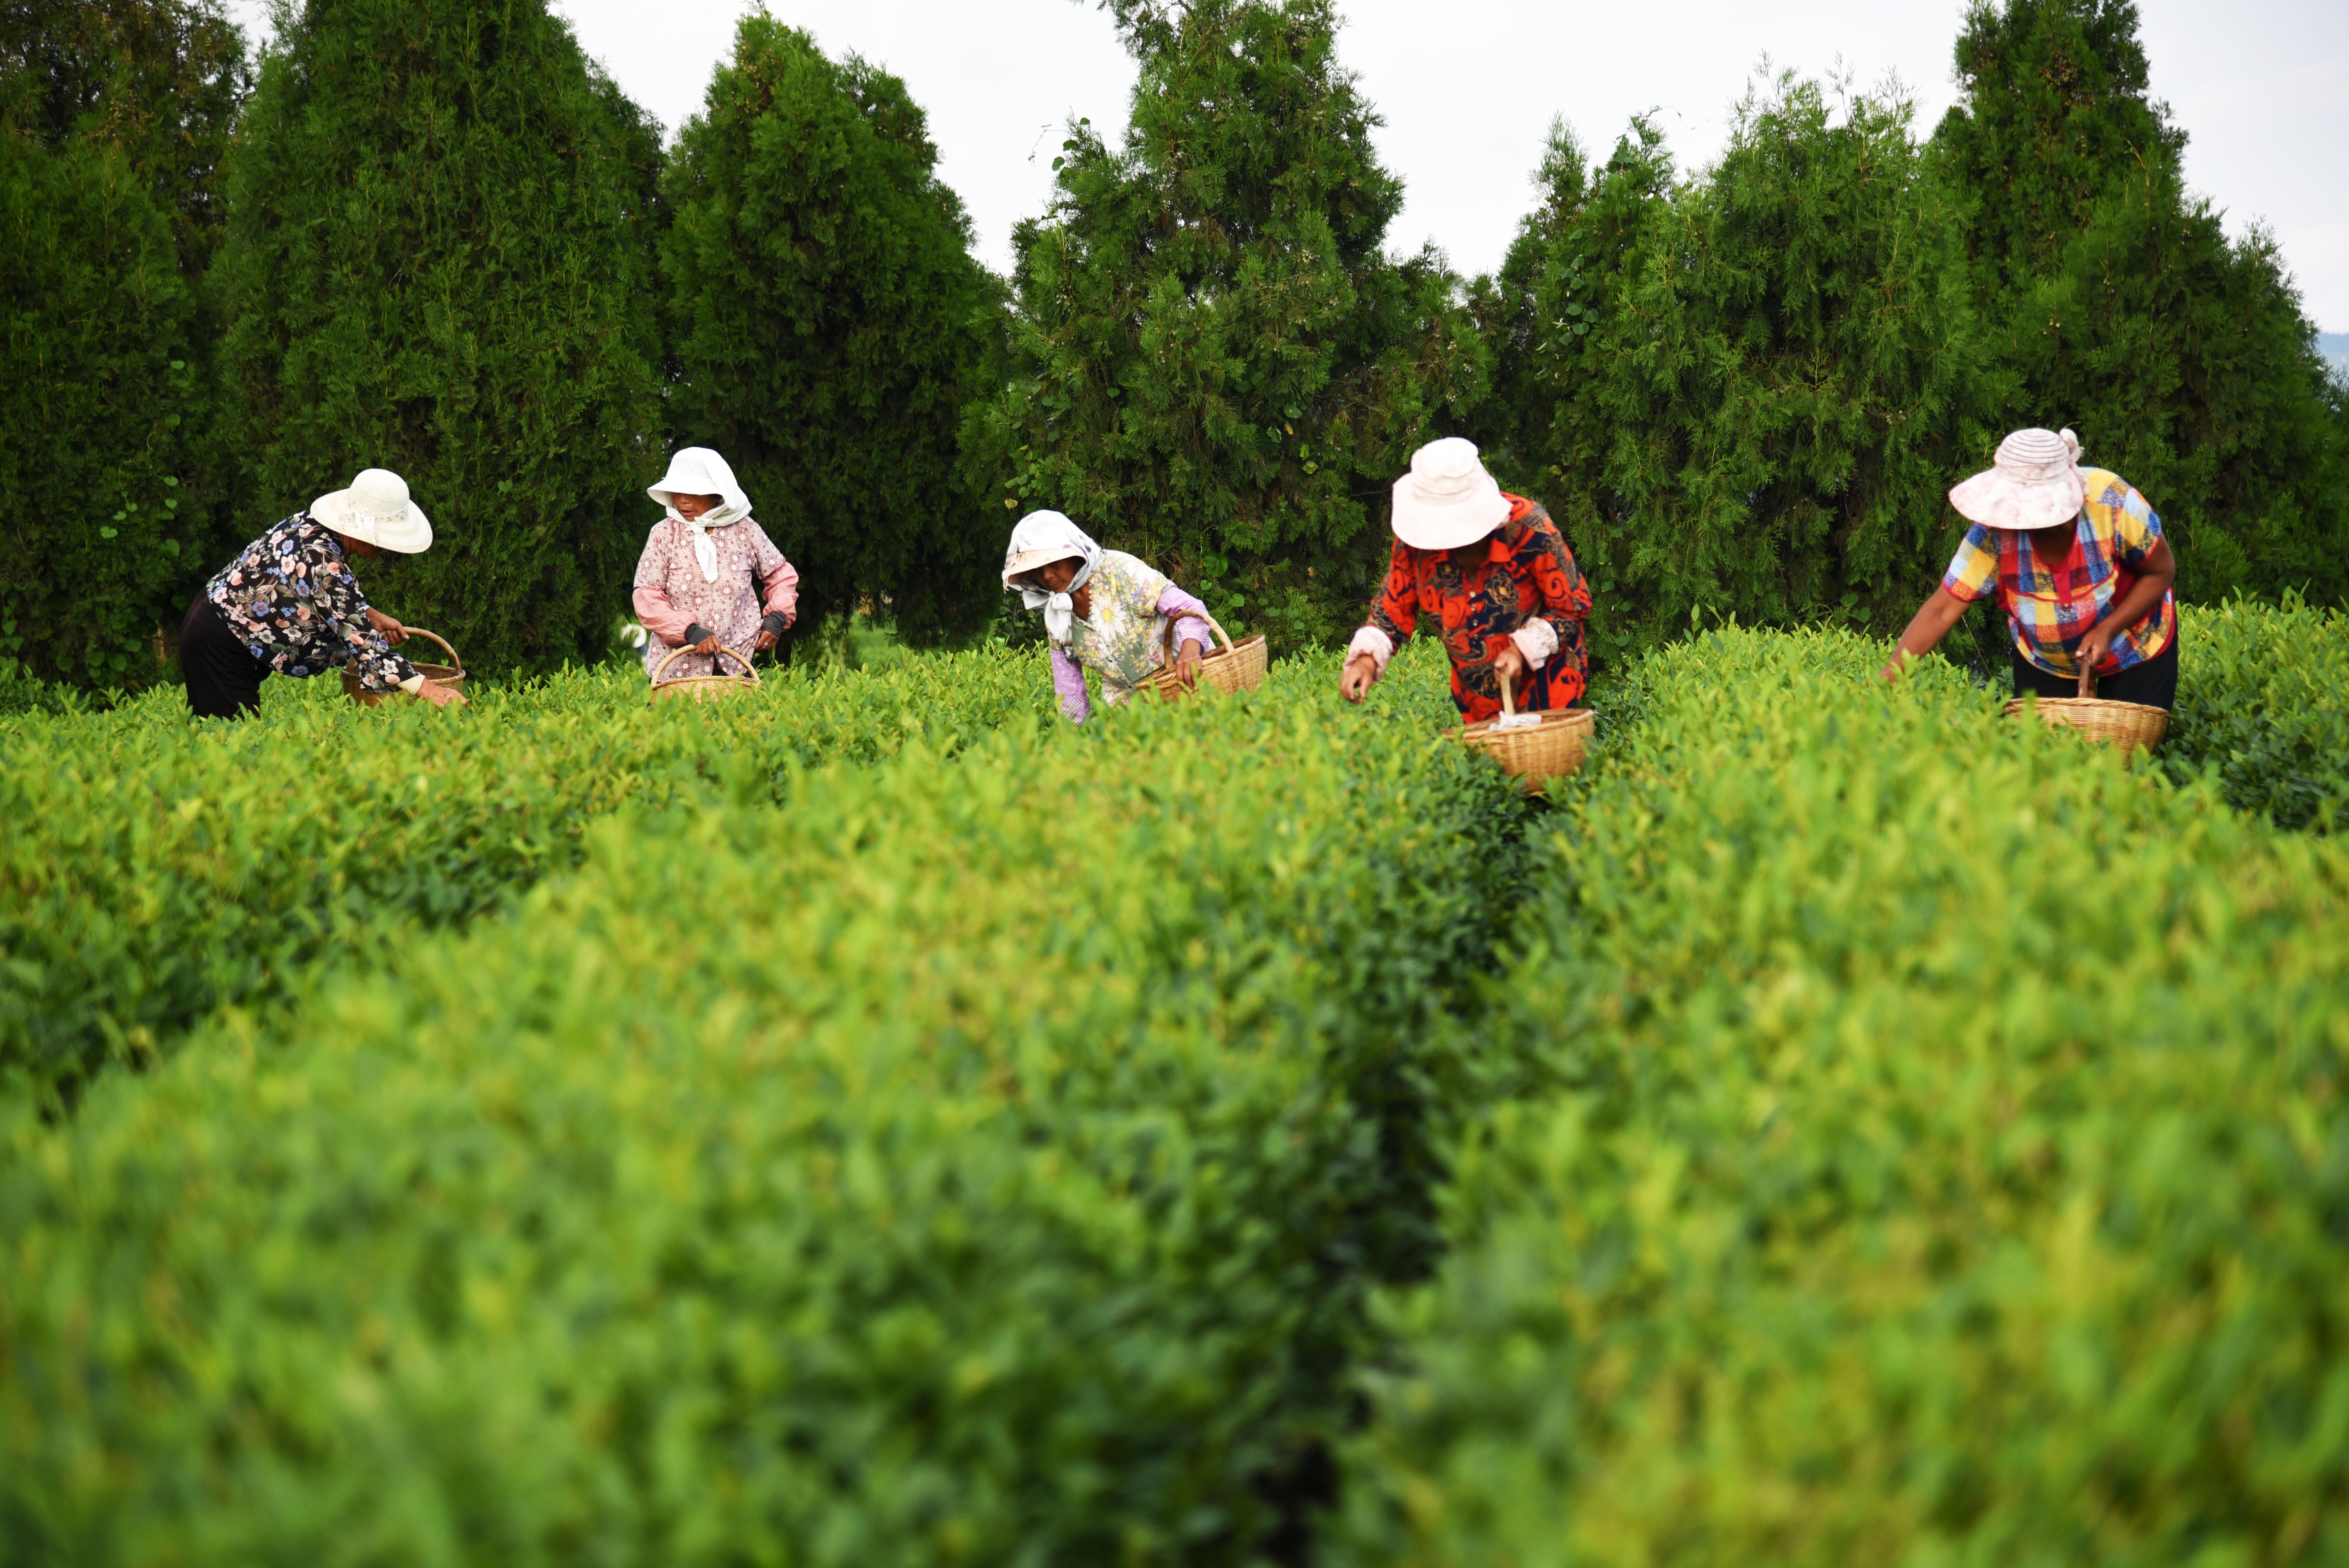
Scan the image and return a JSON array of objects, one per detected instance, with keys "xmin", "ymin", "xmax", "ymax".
[{"xmin": 1339, "ymin": 438, "xmax": 1593, "ymax": 720}]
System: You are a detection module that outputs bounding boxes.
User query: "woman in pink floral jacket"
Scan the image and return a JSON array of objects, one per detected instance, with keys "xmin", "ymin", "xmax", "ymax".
[{"xmin": 631, "ymin": 448, "xmax": 798, "ymax": 679}]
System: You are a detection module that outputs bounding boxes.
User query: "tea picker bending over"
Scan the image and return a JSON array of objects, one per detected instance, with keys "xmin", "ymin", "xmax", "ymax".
[
  {"xmin": 1877, "ymin": 428, "xmax": 2179, "ymax": 708},
  {"xmin": 633, "ymin": 447, "xmax": 798, "ymax": 681},
  {"xmin": 180, "ymin": 467, "xmax": 463, "ymax": 719},
  {"xmin": 1002, "ymin": 510, "xmax": 1211, "ymax": 722},
  {"xmin": 1339, "ymin": 438, "xmax": 1593, "ymax": 719}
]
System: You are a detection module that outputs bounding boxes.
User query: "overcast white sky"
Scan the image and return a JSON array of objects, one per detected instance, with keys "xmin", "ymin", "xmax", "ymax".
[{"xmin": 226, "ymin": 0, "xmax": 2349, "ymax": 330}]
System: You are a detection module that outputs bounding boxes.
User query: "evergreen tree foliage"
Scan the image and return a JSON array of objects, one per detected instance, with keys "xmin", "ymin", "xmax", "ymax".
[
  {"xmin": 216, "ymin": 0, "xmax": 666, "ymax": 676},
  {"xmin": 1472, "ymin": 78, "xmax": 1997, "ymax": 666},
  {"xmin": 0, "ymin": 132, "xmax": 217, "ymax": 687},
  {"xmin": 980, "ymin": 0, "xmax": 1488, "ymax": 652},
  {"xmin": 660, "ymin": 16, "xmax": 1002, "ymax": 649},
  {"xmin": 0, "ymin": 0, "xmax": 244, "ymax": 689},
  {"xmin": 0, "ymin": 0, "xmax": 249, "ymax": 274},
  {"xmin": 1935, "ymin": 0, "xmax": 2348, "ymax": 603}
]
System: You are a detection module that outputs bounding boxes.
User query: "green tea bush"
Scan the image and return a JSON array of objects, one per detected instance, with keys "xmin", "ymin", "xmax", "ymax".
[
  {"xmin": 2167, "ymin": 595, "xmax": 2349, "ymax": 832},
  {"xmin": 0, "ymin": 648, "xmax": 1052, "ymax": 1101},
  {"xmin": 1, "ymin": 647, "xmax": 1527, "ymax": 1564},
  {"xmin": 1335, "ymin": 625, "xmax": 2349, "ymax": 1565}
]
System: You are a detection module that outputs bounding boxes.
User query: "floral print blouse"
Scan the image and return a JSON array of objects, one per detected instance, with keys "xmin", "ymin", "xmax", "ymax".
[
  {"xmin": 204, "ymin": 513, "xmax": 419, "ymax": 693},
  {"xmin": 1048, "ymin": 550, "xmax": 1210, "ymax": 722},
  {"xmin": 1362, "ymin": 494, "xmax": 1593, "ymax": 722}
]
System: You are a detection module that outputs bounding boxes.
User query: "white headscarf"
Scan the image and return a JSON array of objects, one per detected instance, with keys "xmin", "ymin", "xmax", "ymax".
[
  {"xmin": 1002, "ymin": 510, "xmax": 1102, "ymax": 647},
  {"xmin": 649, "ymin": 447, "xmax": 753, "ymax": 583}
]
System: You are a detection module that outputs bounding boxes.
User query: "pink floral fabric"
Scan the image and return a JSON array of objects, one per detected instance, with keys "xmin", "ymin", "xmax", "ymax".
[{"xmin": 632, "ymin": 516, "xmax": 798, "ymax": 681}]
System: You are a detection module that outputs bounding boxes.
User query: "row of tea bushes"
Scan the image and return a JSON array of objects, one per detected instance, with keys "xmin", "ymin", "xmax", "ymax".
[
  {"xmin": 2166, "ymin": 594, "xmax": 2349, "ymax": 831},
  {"xmin": 1335, "ymin": 626, "xmax": 2349, "ymax": 1566},
  {"xmin": 1, "ymin": 651, "xmax": 1533, "ymax": 1565},
  {"xmin": 0, "ymin": 650, "xmax": 1052, "ymax": 1101}
]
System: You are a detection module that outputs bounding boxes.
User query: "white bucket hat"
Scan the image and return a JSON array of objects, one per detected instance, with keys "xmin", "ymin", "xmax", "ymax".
[
  {"xmin": 1949, "ymin": 428, "xmax": 2088, "ymax": 530},
  {"xmin": 649, "ymin": 447, "xmax": 752, "ymax": 519},
  {"xmin": 311, "ymin": 468, "xmax": 432, "ymax": 552},
  {"xmin": 1392, "ymin": 437, "xmax": 1510, "ymax": 551}
]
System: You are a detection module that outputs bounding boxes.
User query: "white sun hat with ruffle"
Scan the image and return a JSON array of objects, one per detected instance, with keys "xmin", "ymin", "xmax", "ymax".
[
  {"xmin": 1949, "ymin": 428, "xmax": 2089, "ymax": 530},
  {"xmin": 311, "ymin": 468, "xmax": 432, "ymax": 553},
  {"xmin": 1391, "ymin": 437, "xmax": 1510, "ymax": 551}
]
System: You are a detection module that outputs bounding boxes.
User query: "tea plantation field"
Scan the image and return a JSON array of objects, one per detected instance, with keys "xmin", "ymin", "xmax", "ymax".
[{"xmin": 4, "ymin": 603, "xmax": 2345, "ymax": 1565}]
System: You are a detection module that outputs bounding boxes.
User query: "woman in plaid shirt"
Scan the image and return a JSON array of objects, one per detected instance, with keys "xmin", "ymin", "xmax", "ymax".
[{"xmin": 1878, "ymin": 428, "xmax": 2178, "ymax": 708}]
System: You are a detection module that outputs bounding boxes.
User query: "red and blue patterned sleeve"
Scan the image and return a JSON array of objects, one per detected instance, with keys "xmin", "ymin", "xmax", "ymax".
[
  {"xmin": 1522, "ymin": 513, "xmax": 1591, "ymax": 642},
  {"xmin": 1367, "ymin": 536, "xmax": 1419, "ymax": 644}
]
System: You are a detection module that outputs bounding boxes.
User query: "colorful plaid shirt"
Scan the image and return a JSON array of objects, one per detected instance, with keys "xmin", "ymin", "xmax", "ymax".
[{"xmin": 1941, "ymin": 468, "xmax": 2176, "ymax": 678}]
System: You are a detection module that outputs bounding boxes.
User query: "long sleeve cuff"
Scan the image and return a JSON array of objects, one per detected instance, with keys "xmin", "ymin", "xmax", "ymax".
[
  {"xmin": 683, "ymin": 622, "xmax": 715, "ymax": 649},
  {"xmin": 1347, "ymin": 625, "xmax": 1395, "ymax": 674},
  {"xmin": 1510, "ymin": 618, "xmax": 1559, "ymax": 668},
  {"xmin": 397, "ymin": 673, "xmax": 427, "ymax": 695},
  {"xmin": 760, "ymin": 611, "xmax": 791, "ymax": 640}
]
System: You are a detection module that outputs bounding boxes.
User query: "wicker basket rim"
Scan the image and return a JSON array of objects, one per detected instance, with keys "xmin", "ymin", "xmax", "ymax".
[
  {"xmin": 651, "ymin": 641, "xmax": 761, "ymax": 687},
  {"xmin": 2000, "ymin": 695, "xmax": 2166, "ymax": 715}
]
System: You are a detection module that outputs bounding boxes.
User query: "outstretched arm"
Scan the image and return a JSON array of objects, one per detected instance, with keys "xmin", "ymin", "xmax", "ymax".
[
  {"xmin": 1878, "ymin": 589, "xmax": 1970, "ymax": 681},
  {"xmin": 1050, "ymin": 645, "xmax": 1092, "ymax": 723},
  {"xmin": 1341, "ymin": 540, "xmax": 1418, "ymax": 703}
]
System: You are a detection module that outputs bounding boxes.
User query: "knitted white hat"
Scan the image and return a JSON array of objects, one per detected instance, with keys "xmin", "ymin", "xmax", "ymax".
[
  {"xmin": 1950, "ymin": 428, "xmax": 2088, "ymax": 530},
  {"xmin": 311, "ymin": 468, "xmax": 432, "ymax": 553},
  {"xmin": 1391, "ymin": 437, "xmax": 1510, "ymax": 551}
]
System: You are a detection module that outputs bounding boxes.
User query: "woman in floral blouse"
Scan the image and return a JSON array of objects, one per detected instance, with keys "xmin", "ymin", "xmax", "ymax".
[
  {"xmin": 180, "ymin": 467, "xmax": 462, "ymax": 719},
  {"xmin": 1002, "ymin": 510, "xmax": 1210, "ymax": 722},
  {"xmin": 1340, "ymin": 438, "xmax": 1592, "ymax": 720},
  {"xmin": 632, "ymin": 448, "xmax": 798, "ymax": 681}
]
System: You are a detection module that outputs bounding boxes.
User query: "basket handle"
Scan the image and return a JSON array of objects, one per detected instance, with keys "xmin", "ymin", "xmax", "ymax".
[
  {"xmin": 653, "ymin": 641, "xmax": 758, "ymax": 683},
  {"xmin": 397, "ymin": 627, "xmax": 463, "ymax": 673},
  {"xmin": 1460, "ymin": 666, "xmax": 1522, "ymax": 739},
  {"xmin": 1160, "ymin": 602, "xmax": 1236, "ymax": 665}
]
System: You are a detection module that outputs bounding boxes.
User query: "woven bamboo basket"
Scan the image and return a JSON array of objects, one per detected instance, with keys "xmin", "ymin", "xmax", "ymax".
[
  {"xmin": 342, "ymin": 627, "xmax": 465, "ymax": 707},
  {"xmin": 1457, "ymin": 669, "xmax": 1595, "ymax": 791},
  {"xmin": 1143, "ymin": 607, "xmax": 1267, "ymax": 698},
  {"xmin": 649, "ymin": 642, "xmax": 761, "ymax": 704},
  {"xmin": 2001, "ymin": 667, "xmax": 2168, "ymax": 752}
]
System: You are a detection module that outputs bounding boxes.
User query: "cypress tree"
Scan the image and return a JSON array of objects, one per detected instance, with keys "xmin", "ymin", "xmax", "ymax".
[
  {"xmin": 0, "ymin": 1, "xmax": 245, "ymax": 689},
  {"xmin": 1935, "ymin": 0, "xmax": 2349, "ymax": 602},
  {"xmin": 216, "ymin": 0, "xmax": 666, "ymax": 676},
  {"xmin": 0, "ymin": 0, "xmax": 248, "ymax": 274},
  {"xmin": 660, "ymin": 16, "xmax": 1002, "ymax": 648},
  {"xmin": 1474, "ymin": 78, "xmax": 1997, "ymax": 665},
  {"xmin": 979, "ymin": 0, "xmax": 1488, "ymax": 652}
]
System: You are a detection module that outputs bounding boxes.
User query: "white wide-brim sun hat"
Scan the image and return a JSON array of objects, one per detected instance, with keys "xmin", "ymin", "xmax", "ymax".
[
  {"xmin": 1392, "ymin": 437, "xmax": 1510, "ymax": 551},
  {"xmin": 648, "ymin": 446, "xmax": 752, "ymax": 516},
  {"xmin": 1949, "ymin": 427, "xmax": 2087, "ymax": 530},
  {"xmin": 312, "ymin": 467, "xmax": 432, "ymax": 552}
]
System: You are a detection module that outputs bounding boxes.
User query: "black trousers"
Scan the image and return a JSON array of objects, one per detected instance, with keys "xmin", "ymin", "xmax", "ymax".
[
  {"xmin": 180, "ymin": 594, "xmax": 271, "ymax": 719},
  {"xmin": 2010, "ymin": 632, "xmax": 2179, "ymax": 711}
]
